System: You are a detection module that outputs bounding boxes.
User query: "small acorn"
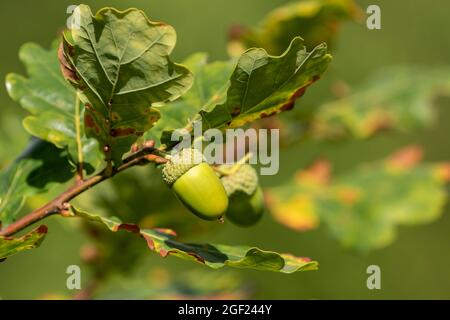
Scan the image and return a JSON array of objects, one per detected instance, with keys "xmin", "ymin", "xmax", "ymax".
[
  {"xmin": 220, "ymin": 164, "xmax": 265, "ymax": 227},
  {"xmin": 162, "ymin": 148, "xmax": 228, "ymax": 221}
]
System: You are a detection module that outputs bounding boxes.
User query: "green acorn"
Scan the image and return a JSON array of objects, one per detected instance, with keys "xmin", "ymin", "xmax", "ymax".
[
  {"xmin": 220, "ymin": 164, "xmax": 265, "ymax": 227},
  {"xmin": 162, "ymin": 148, "xmax": 228, "ymax": 221}
]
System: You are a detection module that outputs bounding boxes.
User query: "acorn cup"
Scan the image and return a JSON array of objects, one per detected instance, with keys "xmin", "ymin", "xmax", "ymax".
[
  {"xmin": 220, "ymin": 164, "xmax": 265, "ymax": 227},
  {"xmin": 162, "ymin": 148, "xmax": 228, "ymax": 221}
]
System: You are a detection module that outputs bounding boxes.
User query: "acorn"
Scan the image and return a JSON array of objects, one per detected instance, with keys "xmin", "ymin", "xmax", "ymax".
[
  {"xmin": 162, "ymin": 148, "xmax": 228, "ymax": 221},
  {"xmin": 220, "ymin": 164, "xmax": 265, "ymax": 227}
]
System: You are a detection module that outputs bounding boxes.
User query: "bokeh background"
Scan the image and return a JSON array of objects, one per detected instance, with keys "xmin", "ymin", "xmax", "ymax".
[{"xmin": 1, "ymin": 0, "xmax": 450, "ymax": 299}]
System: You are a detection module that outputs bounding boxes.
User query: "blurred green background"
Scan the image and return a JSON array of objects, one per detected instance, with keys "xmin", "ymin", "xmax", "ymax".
[{"xmin": 1, "ymin": 0, "xmax": 450, "ymax": 299}]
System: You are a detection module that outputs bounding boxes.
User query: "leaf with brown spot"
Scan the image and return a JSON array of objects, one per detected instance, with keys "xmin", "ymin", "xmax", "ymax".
[
  {"xmin": 386, "ymin": 145, "xmax": 423, "ymax": 170},
  {"xmin": 61, "ymin": 5, "xmax": 193, "ymax": 165},
  {"xmin": 0, "ymin": 225, "xmax": 48, "ymax": 260},
  {"xmin": 268, "ymin": 147, "xmax": 450, "ymax": 251},
  {"xmin": 311, "ymin": 67, "xmax": 450, "ymax": 140},
  {"xmin": 295, "ymin": 160, "xmax": 331, "ymax": 186},
  {"xmin": 69, "ymin": 205, "xmax": 318, "ymax": 273},
  {"xmin": 200, "ymin": 37, "xmax": 332, "ymax": 130}
]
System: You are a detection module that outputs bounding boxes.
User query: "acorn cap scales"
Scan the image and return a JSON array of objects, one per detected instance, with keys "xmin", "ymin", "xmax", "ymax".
[
  {"xmin": 162, "ymin": 148, "xmax": 204, "ymax": 185},
  {"xmin": 220, "ymin": 164, "xmax": 259, "ymax": 197}
]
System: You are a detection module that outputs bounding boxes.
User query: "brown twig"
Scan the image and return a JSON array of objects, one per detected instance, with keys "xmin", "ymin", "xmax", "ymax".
[{"xmin": 0, "ymin": 141, "xmax": 167, "ymax": 237}]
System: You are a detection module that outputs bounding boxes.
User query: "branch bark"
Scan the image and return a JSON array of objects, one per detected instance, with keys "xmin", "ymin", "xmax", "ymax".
[{"xmin": 0, "ymin": 141, "xmax": 167, "ymax": 237}]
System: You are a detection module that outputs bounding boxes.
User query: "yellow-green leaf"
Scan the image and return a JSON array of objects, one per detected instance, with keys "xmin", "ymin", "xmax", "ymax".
[
  {"xmin": 0, "ymin": 225, "xmax": 48, "ymax": 260},
  {"xmin": 268, "ymin": 146, "xmax": 450, "ymax": 251},
  {"xmin": 311, "ymin": 67, "xmax": 450, "ymax": 139},
  {"xmin": 6, "ymin": 41, "xmax": 102, "ymax": 173},
  {"xmin": 229, "ymin": 0, "xmax": 361, "ymax": 56}
]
